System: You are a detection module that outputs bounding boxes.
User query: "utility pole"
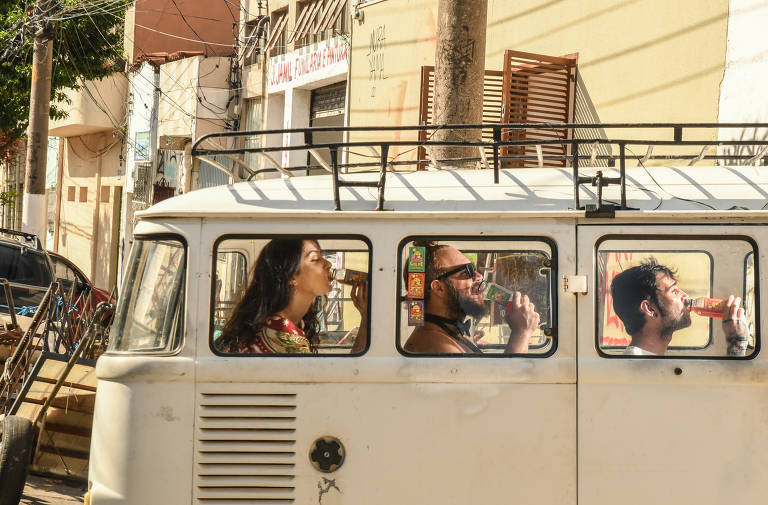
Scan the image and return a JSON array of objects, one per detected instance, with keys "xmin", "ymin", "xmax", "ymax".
[
  {"xmin": 22, "ymin": 0, "xmax": 55, "ymax": 239},
  {"xmin": 432, "ymin": 0, "xmax": 487, "ymax": 168}
]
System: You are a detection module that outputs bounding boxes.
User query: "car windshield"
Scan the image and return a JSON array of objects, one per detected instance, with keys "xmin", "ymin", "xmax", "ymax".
[{"xmin": 0, "ymin": 243, "xmax": 52, "ymax": 312}]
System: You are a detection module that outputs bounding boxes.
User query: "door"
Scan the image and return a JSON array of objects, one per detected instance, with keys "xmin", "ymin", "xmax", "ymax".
[{"xmin": 577, "ymin": 224, "xmax": 765, "ymax": 504}]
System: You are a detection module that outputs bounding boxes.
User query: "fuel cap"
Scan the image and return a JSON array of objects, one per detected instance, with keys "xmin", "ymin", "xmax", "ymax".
[{"xmin": 309, "ymin": 436, "xmax": 345, "ymax": 472}]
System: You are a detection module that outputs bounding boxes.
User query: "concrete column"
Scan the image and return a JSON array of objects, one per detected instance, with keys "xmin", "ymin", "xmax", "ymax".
[
  {"xmin": 281, "ymin": 88, "xmax": 311, "ymax": 170},
  {"xmin": 432, "ymin": 0, "xmax": 487, "ymax": 168},
  {"xmin": 260, "ymin": 93, "xmax": 284, "ymax": 178}
]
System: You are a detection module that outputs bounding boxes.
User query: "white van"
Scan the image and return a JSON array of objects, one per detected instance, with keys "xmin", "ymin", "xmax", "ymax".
[{"xmin": 88, "ymin": 124, "xmax": 768, "ymax": 505}]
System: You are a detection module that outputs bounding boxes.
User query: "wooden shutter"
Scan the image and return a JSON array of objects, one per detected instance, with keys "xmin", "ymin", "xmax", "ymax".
[
  {"xmin": 417, "ymin": 66, "xmax": 504, "ymax": 166},
  {"xmin": 502, "ymin": 50, "xmax": 578, "ymax": 168}
]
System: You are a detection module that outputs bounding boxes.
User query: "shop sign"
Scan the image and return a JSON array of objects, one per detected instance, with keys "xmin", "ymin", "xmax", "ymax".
[
  {"xmin": 135, "ymin": 131, "xmax": 150, "ymax": 161},
  {"xmin": 268, "ymin": 37, "xmax": 349, "ymax": 93}
]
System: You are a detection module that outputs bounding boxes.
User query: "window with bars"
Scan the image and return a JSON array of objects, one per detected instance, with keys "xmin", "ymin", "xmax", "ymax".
[
  {"xmin": 292, "ymin": 0, "xmax": 347, "ymax": 49},
  {"xmin": 132, "ymin": 162, "xmax": 152, "ymax": 204}
]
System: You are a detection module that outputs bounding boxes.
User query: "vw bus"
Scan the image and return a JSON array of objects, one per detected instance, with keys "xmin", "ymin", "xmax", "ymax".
[{"xmin": 88, "ymin": 123, "xmax": 767, "ymax": 505}]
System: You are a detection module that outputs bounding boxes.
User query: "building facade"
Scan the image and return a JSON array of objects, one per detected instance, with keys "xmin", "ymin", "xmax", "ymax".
[{"xmin": 240, "ymin": 0, "xmax": 351, "ymax": 172}]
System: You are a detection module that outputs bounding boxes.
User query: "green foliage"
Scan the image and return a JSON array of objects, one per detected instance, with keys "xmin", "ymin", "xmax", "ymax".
[
  {"xmin": 0, "ymin": 186, "xmax": 17, "ymax": 207},
  {"xmin": 0, "ymin": 0, "xmax": 130, "ymax": 152}
]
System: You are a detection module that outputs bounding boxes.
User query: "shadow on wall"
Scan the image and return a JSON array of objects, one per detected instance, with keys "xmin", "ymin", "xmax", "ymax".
[
  {"xmin": 573, "ymin": 72, "xmax": 611, "ymax": 168},
  {"xmin": 718, "ymin": 128, "xmax": 768, "ymax": 166}
]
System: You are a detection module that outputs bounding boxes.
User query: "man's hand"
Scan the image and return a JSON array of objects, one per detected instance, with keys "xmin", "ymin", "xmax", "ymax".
[
  {"xmin": 722, "ymin": 295, "xmax": 748, "ymax": 356},
  {"xmin": 503, "ymin": 292, "xmax": 540, "ymax": 354}
]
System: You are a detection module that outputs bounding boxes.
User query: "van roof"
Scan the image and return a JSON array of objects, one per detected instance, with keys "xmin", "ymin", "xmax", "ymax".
[{"xmin": 137, "ymin": 165, "xmax": 768, "ymax": 219}]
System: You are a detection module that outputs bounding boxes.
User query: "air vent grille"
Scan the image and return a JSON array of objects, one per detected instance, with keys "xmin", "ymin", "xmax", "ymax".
[{"xmin": 195, "ymin": 392, "xmax": 297, "ymax": 504}]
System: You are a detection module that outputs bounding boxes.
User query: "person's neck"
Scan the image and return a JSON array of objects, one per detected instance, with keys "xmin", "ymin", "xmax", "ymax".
[
  {"xmin": 277, "ymin": 293, "xmax": 315, "ymax": 326},
  {"xmin": 629, "ymin": 329, "xmax": 672, "ymax": 355}
]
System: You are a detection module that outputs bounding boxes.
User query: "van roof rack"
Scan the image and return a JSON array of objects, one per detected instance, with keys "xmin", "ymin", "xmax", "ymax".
[{"xmin": 191, "ymin": 123, "xmax": 768, "ymax": 212}]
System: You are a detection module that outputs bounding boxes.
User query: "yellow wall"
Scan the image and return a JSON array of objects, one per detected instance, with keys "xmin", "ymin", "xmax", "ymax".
[
  {"xmin": 349, "ymin": 0, "xmax": 438, "ymax": 162},
  {"xmin": 486, "ymin": 0, "xmax": 728, "ymax": 125},
  {"xmin": 349, "ymin": 0, "xmax": 729, "ymax": 161}
]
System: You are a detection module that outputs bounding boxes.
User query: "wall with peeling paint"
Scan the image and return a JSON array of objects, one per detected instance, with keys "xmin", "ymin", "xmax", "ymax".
[{"xmin": 717, "ymin": 0, "xmax": 768, "ymax": 152}]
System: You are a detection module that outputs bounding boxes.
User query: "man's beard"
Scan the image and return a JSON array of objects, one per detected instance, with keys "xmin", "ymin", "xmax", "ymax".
[
  {"xmin": 445, "ymin": 280, "xmax": 489, "ymax": 320},
  {"xmin": 659, "ymin": 304, "xmax": 692, "ymax": 335}
]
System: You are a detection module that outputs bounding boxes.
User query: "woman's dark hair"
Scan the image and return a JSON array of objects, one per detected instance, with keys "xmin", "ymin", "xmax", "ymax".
[{"xmin": 217, "ymin": 239, "xmax": 323, "ymax": 352}]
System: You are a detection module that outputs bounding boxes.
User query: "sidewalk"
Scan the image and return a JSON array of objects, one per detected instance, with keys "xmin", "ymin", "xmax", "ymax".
[{"xmin": 20, "ymin": 473, "xmax": 86, "ymax": 505}]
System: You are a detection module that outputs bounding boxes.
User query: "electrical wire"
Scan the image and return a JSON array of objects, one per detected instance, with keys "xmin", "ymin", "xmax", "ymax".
[{"xmin": 625, "ymin": 146, "xmax": 716, "ymax": 210}]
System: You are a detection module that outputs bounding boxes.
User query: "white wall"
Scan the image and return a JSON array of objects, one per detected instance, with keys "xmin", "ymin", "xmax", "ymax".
[{"xmin": 717, "ymin": 0, "xmax": 768, "ymax": 155}]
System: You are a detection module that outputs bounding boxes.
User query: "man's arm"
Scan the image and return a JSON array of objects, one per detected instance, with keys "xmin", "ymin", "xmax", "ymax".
[{"xmin": 503, "ymin": 292, "xmax": 540, "ymax": 353}]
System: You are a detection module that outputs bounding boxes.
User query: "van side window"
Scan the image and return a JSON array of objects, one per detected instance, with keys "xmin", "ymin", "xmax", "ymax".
[
  {"xmin": 211, "ymin": 236, "xmax": 370, "ymax": 356},
  {"xmin": 597, "ymin": 237, "xmax": 757, "ymax": 358},
  {"xmin": 397, "ymin": 237, "xmax": 556, "ymax": 356}
]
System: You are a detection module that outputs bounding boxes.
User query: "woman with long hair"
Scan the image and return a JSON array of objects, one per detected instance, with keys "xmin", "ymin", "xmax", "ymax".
[{"xmin": 216, "ymin": 238, "xmax": 367, "ymax": 354}]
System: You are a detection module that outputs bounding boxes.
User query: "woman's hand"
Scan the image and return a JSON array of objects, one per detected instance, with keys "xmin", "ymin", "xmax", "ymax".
[{"xmin": 350, "ymin": 281, "xmax": 368, "ymax": 353}]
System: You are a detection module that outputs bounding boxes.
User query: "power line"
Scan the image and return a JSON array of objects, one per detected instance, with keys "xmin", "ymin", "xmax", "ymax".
[{"xmin": 170, "ymin": 0, "xmax": 221, "ymax": 56}]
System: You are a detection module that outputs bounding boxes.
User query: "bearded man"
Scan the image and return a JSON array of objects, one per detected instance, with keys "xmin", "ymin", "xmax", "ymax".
[
  {"xmin": 611, "ymin": 258, "xmax": 748, "ymax": 356},
  {"xmin": 403, "ymin": 242, "xmax": 539, "ymax": 354}
]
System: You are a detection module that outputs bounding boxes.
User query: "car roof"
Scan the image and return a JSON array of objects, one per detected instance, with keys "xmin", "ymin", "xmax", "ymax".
[{"xmin": 0, "ymin": 229, "xmax": 43, "ymax": 250}]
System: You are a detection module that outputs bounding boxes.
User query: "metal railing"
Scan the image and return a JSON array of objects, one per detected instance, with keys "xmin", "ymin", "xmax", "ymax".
[{"xmin": 192, "ymin": 123, "xmax": 768, "ymax": 212}]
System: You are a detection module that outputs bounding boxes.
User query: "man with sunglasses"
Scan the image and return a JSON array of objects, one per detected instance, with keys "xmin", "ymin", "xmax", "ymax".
[{"xmin": 403, "ymin": 242, "xmax": 539, "ymax": 354}]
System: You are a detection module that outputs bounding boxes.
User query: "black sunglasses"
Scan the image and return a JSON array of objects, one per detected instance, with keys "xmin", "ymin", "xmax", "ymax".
[{"xmin": 437, "ymin": 262, "xmax": 477, "ymax": 280}]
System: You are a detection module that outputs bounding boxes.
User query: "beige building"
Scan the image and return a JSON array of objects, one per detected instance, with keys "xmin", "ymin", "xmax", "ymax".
[
  {"xmin": 47, "ymin": 75, "xmax": 128, "ymax": 291},
  {"xmin": 240, "ymin": 0, "xmax": 351, "ymax": 171}
]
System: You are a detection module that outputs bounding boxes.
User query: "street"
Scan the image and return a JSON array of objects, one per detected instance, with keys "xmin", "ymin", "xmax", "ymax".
[{"xmin": 20, "ymin": 473, "xmax": 85, "ymax": 505}]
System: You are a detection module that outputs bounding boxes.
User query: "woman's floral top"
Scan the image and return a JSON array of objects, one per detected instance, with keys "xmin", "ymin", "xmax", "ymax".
[{"xmin": 220, "ymin": 316, "xmax": 311, "ymax": 354}]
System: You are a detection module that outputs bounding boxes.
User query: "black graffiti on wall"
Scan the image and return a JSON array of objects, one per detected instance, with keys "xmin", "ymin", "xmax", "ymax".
[{"xmin": 367, "ymin": 25, "xmax": 386, "ymax": 97}]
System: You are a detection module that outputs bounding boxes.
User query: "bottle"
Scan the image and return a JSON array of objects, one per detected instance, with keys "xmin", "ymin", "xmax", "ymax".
[
  {"xmin": 329, "ymin": 268, "xmax": 368, "ymax": 285},
  {"xmin": 686, "ymin": 297, "xmax": 725, "ymax": 318},
  {"xmin": 473, "ymin": 280, "xmax": 515, "ymax": 311}
]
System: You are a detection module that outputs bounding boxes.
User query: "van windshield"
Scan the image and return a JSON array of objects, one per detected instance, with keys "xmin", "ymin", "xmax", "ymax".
[{"xmin": 108, "ymin": 238, "xmax": 185, "ymax": 353}]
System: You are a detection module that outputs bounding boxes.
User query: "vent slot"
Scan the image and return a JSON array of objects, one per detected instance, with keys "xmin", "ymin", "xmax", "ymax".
[{"xmin": 196, "ymin": 393, "xmax": 297, "ymax": 504}]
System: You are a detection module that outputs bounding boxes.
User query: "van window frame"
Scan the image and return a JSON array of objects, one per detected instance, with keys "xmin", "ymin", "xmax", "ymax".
[
  {"xmin": 209, "ymin": 233, "xmax": 373, "ymax": 357},
  {"xmin": 395, "ymin": 235, "xmax": 558, "ymax": 358},
  {"xmin": 598, "ymin": 248, "xmax": 715, "ymax": 351},
  {"xmin": 107, "ymin": 233, "xmax": 187, "ymax": 356},
  {"xmin": 593, "ymin": 234, "xmax": 760, "ymax": 360}
]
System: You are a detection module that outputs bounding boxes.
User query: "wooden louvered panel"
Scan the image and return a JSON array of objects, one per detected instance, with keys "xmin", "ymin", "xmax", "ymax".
[
  {"xmin": 502, "ymin": 50, "xmax": 577, "ymax": 168},
  {"xmin": 418, "ymin": 66, "xmax": 504, "ymax": 166}
]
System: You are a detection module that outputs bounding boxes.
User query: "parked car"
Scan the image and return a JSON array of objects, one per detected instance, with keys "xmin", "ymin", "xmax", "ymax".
[
  {"xmin": 0, "ymin": 229, "xmax": 53, "ymax": 313},
  {"xmin": 0, "ymin": 229, "xmax": 113, "ymax": 347},
  {"xmin": 47, "ymin": 250, "xmax": 111, "ymax": 307}
]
